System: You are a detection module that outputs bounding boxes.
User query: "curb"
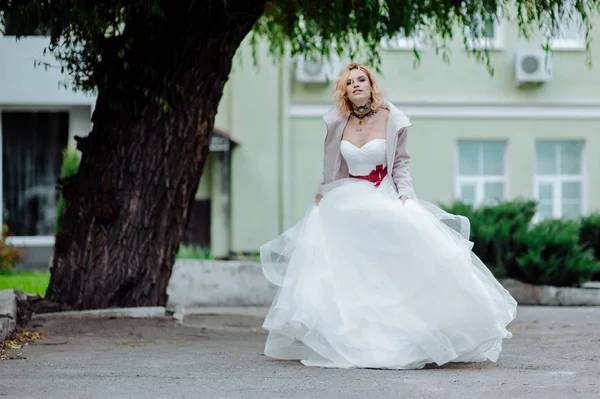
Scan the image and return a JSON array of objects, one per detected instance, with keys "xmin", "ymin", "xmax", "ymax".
[
  {"xmin": 184, "ymin": 306, "xmax": 269, "ymax": 318},
  {"xmin": 32, "ymin": 306, "xmax": 168, "ymax": 320},
  {"xmin": 0, "ymin": 289, "xmax": 17, "ymax": 342},
  {"xmin": 501, "ymin": 278, "xmax": 600, "ymax": 306}
]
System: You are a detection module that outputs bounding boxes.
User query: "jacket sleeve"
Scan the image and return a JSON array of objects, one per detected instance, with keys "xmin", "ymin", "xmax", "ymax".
[
  {"xmin": 317, "ymin": 174, "xmax": 325, "ymax": 195},
  {"xmin": 317, "ymin": 122, "xmax": 330, "ymax": 196},
  {"xmin": 393, "ymin": 127, "xmax": 416, "ymax": 199}
]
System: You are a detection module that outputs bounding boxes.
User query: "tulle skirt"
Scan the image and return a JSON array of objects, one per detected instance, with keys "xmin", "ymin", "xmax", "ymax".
[{"xmin": 260, "ymin": 176, "xmax": 517, "ymax": 369}]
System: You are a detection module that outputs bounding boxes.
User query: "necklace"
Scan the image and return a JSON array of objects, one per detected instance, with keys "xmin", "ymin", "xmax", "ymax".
[
  {"xmin": 353, "ymin": 101, "xmax": 372, "ymax": 114},
  {"xmin": 352, "ymin": 109, "xmax": 377, "ymax": 131}
]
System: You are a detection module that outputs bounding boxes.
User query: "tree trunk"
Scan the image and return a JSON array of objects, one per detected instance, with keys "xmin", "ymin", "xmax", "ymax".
[{"xmin": 45, "ymin": 1, "xmax": 266, "ymax": 309}]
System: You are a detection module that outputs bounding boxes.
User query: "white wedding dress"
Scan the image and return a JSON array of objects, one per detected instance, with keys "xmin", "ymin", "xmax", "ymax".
[{"xmin": 260, "ymin": 138, "xmax": 517, "ymax": 369}]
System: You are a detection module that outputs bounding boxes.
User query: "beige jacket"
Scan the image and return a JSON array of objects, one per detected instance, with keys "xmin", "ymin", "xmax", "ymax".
[{"xmin": 317, "ymin": 100, "xmax": 416, "ymax": 199}]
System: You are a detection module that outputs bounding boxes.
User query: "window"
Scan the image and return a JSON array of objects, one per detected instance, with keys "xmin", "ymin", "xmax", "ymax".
[
  {"xmin": 381, "ymin": 30, "xmax": 425, "ymax": 51},
  {"xmin": 1, "ymin": 112, "xmax": 69, "ymax": 236},
  {"xmin": 547, "ymin": 1, "xmax": 585, "ymax": 50},
  {"xmin": 456, "ymin": 141, "xmax": 506, "ymax": 206},
  {"xmin": 0, "ymin": 11, "xmax": 51, "ymax": 36},
  {"xmin": 464, "ymin": 12, "xmax": 505, "ymax": 50},
  {"xmin": 534, "ymin": 141, "xmax": 585, "ymax": 220}
]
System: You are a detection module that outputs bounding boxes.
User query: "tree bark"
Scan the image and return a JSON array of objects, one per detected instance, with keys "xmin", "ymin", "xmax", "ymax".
[{"xmin": 45, "ymin": 1, "xmax": 266, "ymax": 309}]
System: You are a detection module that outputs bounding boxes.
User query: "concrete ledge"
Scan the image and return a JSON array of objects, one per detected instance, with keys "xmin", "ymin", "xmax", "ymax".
[
  {"xmin": 0, "ymin": 289, "xmax": 17, "ymax": 341},
  {"xmin": 166, "ymin": 259, "xmax": 277, "ymax": 310},
  {"xmin": 501, "ymin": 278, "xmax": 600, "ymax": 306},
  {"xmin": 583, "ymin": 281, "xmax": 600, "ymax": 289},
  {"xmin": 165, "ymin": 260, "xmax": 600, "ymax": 308},
  {"xmin": 32, "ymin": 307, "xmax": 167, "ymax": 320}
]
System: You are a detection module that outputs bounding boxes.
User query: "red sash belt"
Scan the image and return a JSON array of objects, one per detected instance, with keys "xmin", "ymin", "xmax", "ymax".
[{"xmin": 349, "ymin": 164, "xmax": 387, "ymax": 187}]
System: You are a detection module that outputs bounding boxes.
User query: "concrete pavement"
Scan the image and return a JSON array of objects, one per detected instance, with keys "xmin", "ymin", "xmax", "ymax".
[{"xmin": 0, "ymin": 306, "xmax": 599, "ymax": 398}]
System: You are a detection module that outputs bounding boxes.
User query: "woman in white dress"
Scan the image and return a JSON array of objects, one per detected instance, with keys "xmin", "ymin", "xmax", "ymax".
[{"xmin": 260, "ymin": 63, "xmax": 517, "ymax": 369}]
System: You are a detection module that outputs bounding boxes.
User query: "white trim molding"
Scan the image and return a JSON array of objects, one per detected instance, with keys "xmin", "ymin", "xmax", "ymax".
[{"xmin": 289, "ymin": 103, "xmax": 600, "ymax": 120}]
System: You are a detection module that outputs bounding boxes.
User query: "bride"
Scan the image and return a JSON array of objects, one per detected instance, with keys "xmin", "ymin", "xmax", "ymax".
[{"xmin": 260, "ymin": 62, "xmax": 518, "ymax": 369}]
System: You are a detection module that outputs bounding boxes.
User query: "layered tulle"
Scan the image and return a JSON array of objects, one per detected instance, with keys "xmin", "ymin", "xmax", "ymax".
[{"xmin": 260, "ymin": 176, "xmax": 517, "ymax": 369}]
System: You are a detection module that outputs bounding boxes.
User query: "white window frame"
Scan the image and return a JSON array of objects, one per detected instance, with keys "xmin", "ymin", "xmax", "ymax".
[
  {"xmin": 456, "ymin": 175, "xmax": 507, "ymax": 206},
  {"xmin": 547, "ymin": 2, "xmax": 586, "ymax": 51},
  {"xmin": 533, "ymin": 175, "xmax": 584, "ymax": 220},
  {"xmin": 464, "ymin": 11, "xmax": 506, "ymax": 51},
  {"xmin": 0, "ymin": 106, "xmax": 84, "ymax": 247},
  {"xmin": 455, "ymin": 141, "xmax": 508, "ymax": 207},
  {"xmin": 533, "ymin": 140, "xmax": 587, "ymax": 221},
  {"xmin": 380, "ymin": 30, "xmax": 425, "ymax": 51}
]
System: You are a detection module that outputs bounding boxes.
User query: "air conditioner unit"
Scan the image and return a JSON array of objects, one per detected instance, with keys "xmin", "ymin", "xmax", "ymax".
[
  {"xmin": 515, "ymin": 51, "xmax": 553, "ymax": 87},
  {"xmin": 296, "ymin": 56, "xmax": 338, "ymax": 84}
]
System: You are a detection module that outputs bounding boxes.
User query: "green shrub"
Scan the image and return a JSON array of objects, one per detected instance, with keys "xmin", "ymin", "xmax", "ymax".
[
  {"xmin": 56, "ymin": 147, "xmax": 81, "ymax": 235},
  {"xmin": 0, "ymin": 224, "xmax": 24, "ymax": 273},
  {"xmin": 515, "ymin": 219, "xmax": 600, "ymax": 287},
  {"xmin": 441, "ymin": 199, "xmax": 536, "ymax": 278},
  {"xmin": 579, "ymin": 213, "xmax": 600, "ymax": 280},
  {"xmin": 477, "ymin": 199, "xmax": 537, "ymax": 279},
  {"xmin": 442, "ymin": 201, "xmax": 497, "ymax": 272},
  {"xmin": 440, "ymin": 199, "xmax": 600, "ymax": 286}
]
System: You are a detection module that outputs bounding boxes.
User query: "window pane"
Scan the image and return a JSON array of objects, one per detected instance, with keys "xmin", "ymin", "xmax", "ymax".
[
  {"xmin": 537, "ymin": 203, "xmax": 554, "ymax": 220},
  {"xmin": 560, "ymin": 141, "xmax": 582, "ymax": 174},
  {"xmin": 536, "ymin": 142, "xmax": 557, "ymax": 175},
  {"xmin": 458, "ymin": 142, "xmax": 480, "ymax": 175},
  {"xmin": 537, "ymin": 181, "xmax": 555, "ymax": 220},
  {"xmin": 2, "ymin": 112, "xmax": 69, "ymax": 235},
  {"xmin": 562, "ymin": 202, "xmax": 582, "ymax": 219},
  {"xmin": 468, "ymin": 14, "xmax": 496, "ymax": 39},
  {"xmin": 538, "ymin": 183, "xmax": 553, "ymax": 201},
  {"xmin": 483, "ymin": 182, "xmax": 504, "ymax": 204},
  {"xmin": 482, "ymin": 142, "xmax": 505, "ymax": 175},
  {"xmin": 562, "ymin": 182, "xmax": 581, "ymax": 201},
  {"xmin": 482, "ymin": 19, "xmax": 496, "ymax": 39},
  {"xmin": 460, "ymin": 184, "xmax": 476, "ymax": 204},
  {"xmin": 552, "ymin": 13, "xmax": 582, "ymax": 41}
]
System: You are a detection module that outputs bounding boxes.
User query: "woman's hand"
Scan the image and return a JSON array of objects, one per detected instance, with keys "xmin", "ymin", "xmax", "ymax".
[
  {"xmin": 315, "ymin": 193, "xmax": 323, "ymax": 206},
  {"xmin": 400, "ymin": 195, "xmax": 408, "ymax": 205}
]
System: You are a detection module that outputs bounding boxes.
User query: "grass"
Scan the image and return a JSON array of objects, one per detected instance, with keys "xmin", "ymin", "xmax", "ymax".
[
  {"xmin": 176, "ymin": 245, "xmax": 212, "ymax": 260},
  {"xmin": 0, "ymin": 271, "xmax": 50, "ymax": 296},
  {"xmin": 0, "ymin": 247, "xmax": 209, "ymax": 298}
]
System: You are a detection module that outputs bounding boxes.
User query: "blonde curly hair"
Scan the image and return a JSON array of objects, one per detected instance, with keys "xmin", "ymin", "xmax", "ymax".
[{"xmin": 332, "ymin": 63, "xmax": 383, "ymax": 116}]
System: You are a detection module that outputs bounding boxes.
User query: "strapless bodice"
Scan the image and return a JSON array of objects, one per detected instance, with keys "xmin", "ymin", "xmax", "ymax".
[{"xmin": 340, "ymin": 138, "xmax": 387, "ymax": 176}]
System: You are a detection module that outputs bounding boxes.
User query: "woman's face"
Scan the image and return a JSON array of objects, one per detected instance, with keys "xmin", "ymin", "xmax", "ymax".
[{"xmin": 346, "ymin": 69, "xmax": 371, "ymax": 106}]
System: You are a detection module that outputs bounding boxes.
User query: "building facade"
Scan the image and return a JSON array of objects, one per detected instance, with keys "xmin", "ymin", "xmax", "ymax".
[
  {"xmin": 2, "ymin": 11, "xmax": 599, "ymax": 264},
  {"xmin": 221, "ymin": 12, "xmax": 600, "ymax": 255}
]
